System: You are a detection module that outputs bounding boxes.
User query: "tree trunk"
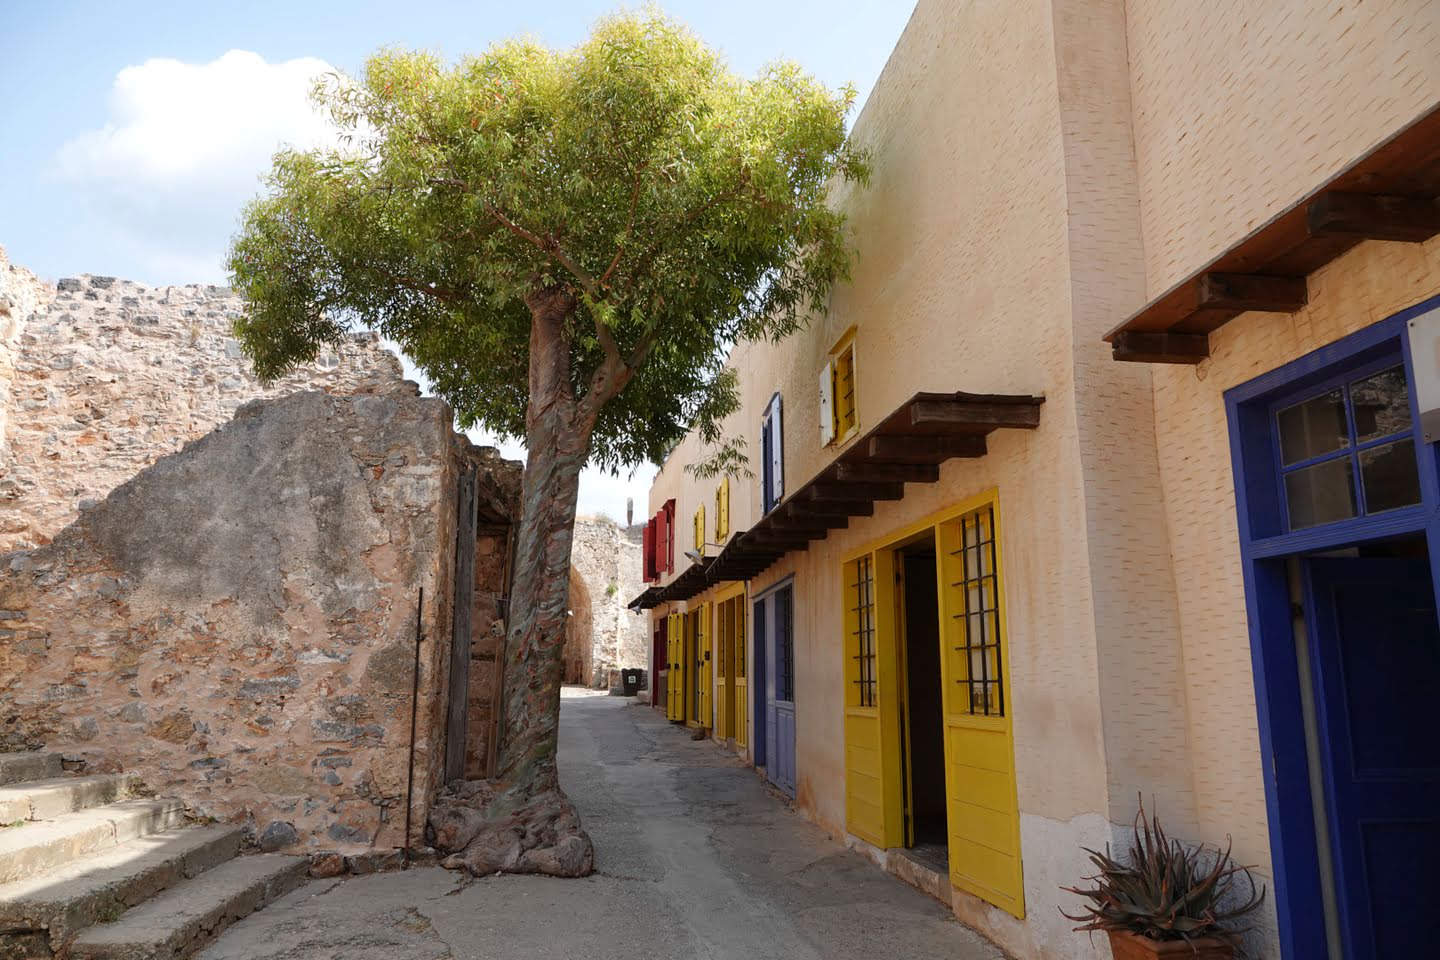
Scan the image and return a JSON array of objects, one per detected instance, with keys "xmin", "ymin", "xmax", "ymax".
[{"xmin": 427, "ymin": 286, "xmax": 597, "ymax": 877}]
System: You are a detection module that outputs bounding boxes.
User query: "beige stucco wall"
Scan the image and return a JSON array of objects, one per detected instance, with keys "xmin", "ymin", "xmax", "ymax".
[
  {"xmin": 1125, "ymin": 0, "xmax": 1440, "ymax": 296},
  {"xmin": 643, "ymin": 1, "xmax": 1440, "ymax": 957}
]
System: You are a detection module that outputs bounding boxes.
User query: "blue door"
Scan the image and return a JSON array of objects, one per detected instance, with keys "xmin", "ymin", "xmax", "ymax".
[
  {"xmin": 757, "ymin": 586, "xmax": 796, "ymax": 797},
  {"xmin": 1305, "ymin": 557, "xmax": 1440, "ymax": 959}
]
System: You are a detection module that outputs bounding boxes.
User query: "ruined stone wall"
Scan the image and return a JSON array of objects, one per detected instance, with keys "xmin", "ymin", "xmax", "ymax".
[
  {"xmin": 0, "ymin": 260, "xmax": 403, "ymax": 552},
  {"xmin": 569, "ymin": 516, "xmax": 647, "ymax": 689},
  {"xmin": 0, "ymin": 388, "xmax": 459, "ymax": 855}
]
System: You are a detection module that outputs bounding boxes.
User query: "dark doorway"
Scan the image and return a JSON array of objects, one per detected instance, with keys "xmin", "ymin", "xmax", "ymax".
[
  {"xmin": 1303, "ymin": 539, "xmax": 1440, "ymax": 960},
  {"xmin": 900, "ymin": 542, "xmax": 947, "ymax": 865}
]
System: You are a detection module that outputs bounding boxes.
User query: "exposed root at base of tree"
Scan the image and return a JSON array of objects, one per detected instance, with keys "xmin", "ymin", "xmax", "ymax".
[{"xmin": 427, "ymin": 780, "xmax": 595, "ymax": 878}]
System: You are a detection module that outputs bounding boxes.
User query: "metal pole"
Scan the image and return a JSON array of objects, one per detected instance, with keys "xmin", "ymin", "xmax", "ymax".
[{"xmin": 403, "ymin": 587, "xmax": 424, "ymax": 869}]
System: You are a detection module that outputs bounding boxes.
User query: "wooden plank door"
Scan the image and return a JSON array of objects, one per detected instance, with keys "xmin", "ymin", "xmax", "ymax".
[
  {"xmin": 444, "ymin": 467, "xmax": 478, "ymax": 784},
  {"xmin": 666, "ymin": 611, "xmax": 684, "ymax": 722},
  {"xmin": 715, "ymin": 600, "xmax": 731, "ymax": 738},
  {"xmin": 936, "ymin": 503, "xmax": 1024, "ymax": 918},
  {"xmin": 734, "ymin": 595, "xmax": 748, "ymax": 748},
  {"xmin": 843, "ymin": 553, "xmax": 903, "ymax": 848}
]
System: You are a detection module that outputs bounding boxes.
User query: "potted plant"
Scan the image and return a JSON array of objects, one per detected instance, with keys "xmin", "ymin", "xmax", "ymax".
[{"xmin": 1062, "ymin": 799, "xmax": 1265, "ymax": 958}]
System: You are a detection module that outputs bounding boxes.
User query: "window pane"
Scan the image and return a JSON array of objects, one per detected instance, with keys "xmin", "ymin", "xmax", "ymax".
[
  {"xmin": 1277, "ymin": 389, "xmax": 1348, "ymax": 465},
  {"xmin": 1360, "ymin": 438, "xmax": 1421, "ymax": 514},
  {"xmin": 1285, "ymin": 457, "xmax": 1357, "ymax": 529},
  {"xmin": 1351, "ymin": 365, "xmax": 1412, "ymax": 444}
]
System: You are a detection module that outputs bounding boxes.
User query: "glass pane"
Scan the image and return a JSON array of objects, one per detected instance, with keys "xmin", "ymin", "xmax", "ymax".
[
  {"xmin": 1360, "ymin": 438, "xmax": 1421, "ymax": 513},
  {"xmin": 1277, "ymin": 389, "xmax": 1348, "ymax": 465},
  {"xmin": 1285, "ymin": 457, "xmax": 1357, "ymax": 529},
  {"xmin": 1351, "ymin": 365, "xmax": 1411, "ymax": 443}
]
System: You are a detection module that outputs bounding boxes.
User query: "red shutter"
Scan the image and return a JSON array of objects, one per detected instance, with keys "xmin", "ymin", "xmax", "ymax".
[
  {"xmin": 643, "ymin": 518, "xmax": 657, "ymax": 582},
  {"xmin": 663, "ymin": 499, "xmax": 677, "ymax": 572},
  {"xmin": 655, "ymin": 506, "xmax": 671, "ymax": 574}
]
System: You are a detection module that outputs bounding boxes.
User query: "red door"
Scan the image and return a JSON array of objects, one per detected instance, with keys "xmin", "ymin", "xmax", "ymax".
[{"xmin": 653, "ymin": 618, "xmax": 667, "ymax": 711}]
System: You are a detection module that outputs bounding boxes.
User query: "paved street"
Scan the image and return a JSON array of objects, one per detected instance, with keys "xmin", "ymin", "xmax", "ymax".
[{"xmin": 202, "ymin": 692, "xmax": 1006, "ymax": 959}]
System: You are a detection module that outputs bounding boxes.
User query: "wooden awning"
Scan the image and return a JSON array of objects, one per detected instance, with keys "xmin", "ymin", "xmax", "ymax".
[
  {"xmin": 627, "ymin": 390, "xmax": 1042, "ymax": 609},
  {"xmin": 1106, "ymin": 103, "xmax": 1440, "ymax": 363}
]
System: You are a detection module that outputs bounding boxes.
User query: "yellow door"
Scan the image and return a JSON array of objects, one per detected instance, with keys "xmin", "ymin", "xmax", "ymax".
[
  {"xmin": 842, "ymin": 552, "xmax": 905, "ymax": 848},
  {"xmin": 936, "ymin": 502, "xmax": 1024, "ymax": 918},
  {"xmin": 696, "ymin": 603, "xmax": 712, "ymax": 728},
  {"xmin": 665, "ymin": 612, "xmax": 682, "ymax": 721},
  {"xmin": 715, "ymin": 600, "xmax": 731, "ymax": 738},
  {"xmin": 734, "ymin": 595, "xmax": 747, "ymax": 748}
]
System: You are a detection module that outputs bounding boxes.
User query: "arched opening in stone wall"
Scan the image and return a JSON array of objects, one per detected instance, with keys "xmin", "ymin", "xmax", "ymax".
[{"xmin": 563, "ymin": 568, "xmax": 593, "ymax": 685}]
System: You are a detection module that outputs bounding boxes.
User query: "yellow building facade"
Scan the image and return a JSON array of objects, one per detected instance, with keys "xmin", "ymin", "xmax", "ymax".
[{"xmin": 632, "ymin": 2, "xmax": 1440, "ymax": 957}]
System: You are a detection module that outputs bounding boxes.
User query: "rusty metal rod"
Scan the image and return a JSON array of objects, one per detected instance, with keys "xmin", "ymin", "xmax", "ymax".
[{"xmin": 402, "ymin": 586, "xmax": 424, "ymax": 869}]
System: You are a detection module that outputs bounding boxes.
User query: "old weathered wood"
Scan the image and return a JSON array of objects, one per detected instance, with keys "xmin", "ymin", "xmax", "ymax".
[
  {"xmin": 834, "ymin": 461, "xmax": 940, "ymax": 484},
  {"xmin": 809, "ymin": 481, "xmax": 905, "ymax": 502},
  {"xmin": 1110, "ymin": 331, "xmax": 1211, "ymax": 364},
  {"xmin": 1196, "ymin": 273, "xmax": 1308, "ymax": 313},
  {"xmin": 866, "ymin": 434, "xmax": 987, "ymax": 462},
  {"xmin": 787, "ymin": 498, "xmax": 875, "ymax": 517},
  {"xmin": 1307, "ymin": 191, "xmax": 1440, "ymax": 243},
  {"xmin": 444, "ymin": 467, "xmax": 479, "ymax": 785},
  {"xmin": 909, "ymin": 397, "xmax": 1042, "ymax": 431}
]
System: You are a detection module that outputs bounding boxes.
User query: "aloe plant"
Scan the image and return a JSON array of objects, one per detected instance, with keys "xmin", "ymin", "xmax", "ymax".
[{"xmin": 1062, "ymin": 798, "xmax": 1265, "ymax": 950}]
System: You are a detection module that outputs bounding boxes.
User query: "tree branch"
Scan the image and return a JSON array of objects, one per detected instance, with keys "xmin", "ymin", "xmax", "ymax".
[{"xmin": 598, "ymin": 161, "xmax": 649, "ymax": 289}]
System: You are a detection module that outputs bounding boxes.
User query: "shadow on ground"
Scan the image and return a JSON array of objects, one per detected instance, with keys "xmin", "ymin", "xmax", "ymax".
[{"xmin": 200, "ymin": 696, "xmax": 1008, "ymax": 960}]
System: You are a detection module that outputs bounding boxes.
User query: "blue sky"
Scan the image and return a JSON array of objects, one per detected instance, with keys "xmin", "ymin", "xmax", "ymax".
[{"xmin": 0, "ymin": 0, "xmax": 915, "ymax": 518}]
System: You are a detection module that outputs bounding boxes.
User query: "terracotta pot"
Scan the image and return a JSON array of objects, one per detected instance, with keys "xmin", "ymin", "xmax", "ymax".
[{"xmin": 1106, "ymin": 930, "xmax": 1234, "ymax": 960}]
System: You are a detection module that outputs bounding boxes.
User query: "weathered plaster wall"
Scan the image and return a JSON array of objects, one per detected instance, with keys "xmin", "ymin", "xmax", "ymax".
[
  {"xmin": 0, "ymin": 388, "xmax": 457, "ymax": 854},
  {"xmin": 0, "ymin": 267, "xmax": 403, "ymax": 552},
  {"xmin": 570, "ymin": 516, "xmax": 647, "ymax": 688}
]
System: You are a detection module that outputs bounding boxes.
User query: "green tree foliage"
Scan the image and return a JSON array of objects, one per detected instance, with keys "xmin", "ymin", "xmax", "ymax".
[
  {"xmin": 229, "ymin": 12, "xmax": 867, "ymax": 472},
  {"xmin": 228, "ymin": 10, "xmax": 866, "ymax": 875}
]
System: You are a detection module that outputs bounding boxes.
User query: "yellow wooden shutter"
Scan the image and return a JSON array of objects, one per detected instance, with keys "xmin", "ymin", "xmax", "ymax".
[
  {"xmin": 666, "ymin": 612, "xmax": 683, "ymax": 722},
  {"xmin": 937, "ymin": 503, "xmax": 1024, "ymax": 918},
  {"xmin": 715, "ymin": 477, "xmax": 730, "ymax": 541},
  {"xmin": 693, "ymin": 505, "xmax": 705, "ymax": 553},
  {"xmin": 842, "ymin": 552, "xmax": 904, "ymax": 848}
]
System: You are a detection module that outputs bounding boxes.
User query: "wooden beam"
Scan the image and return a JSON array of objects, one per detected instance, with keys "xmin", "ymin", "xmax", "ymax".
[
  {"xmin": 866, "ymin": 435, "xmax": 987, "ymax": 463},
  {"xmin": 1307, "ymin": 191, "xmax": 1440, "ymax": 243},
  {"xmin": 809, "ymin": 481, "xmax": 904, "ymax": 503},
  {"xmin": 1111, "ymin": 330, "xmax": 1210, "ymax": 364},
  {"xmin": 834, "ymin": 461, "xmax": 940, "ymax": 484},
  {"xmin": 788, "ymin": 499, "xmax": 875, "ymax": 518},
  {"xmin": 774, "ymin": 507, "xmax": 850, "ymax": 531},
  {"xmin": 909, "ymin": 397, "xmax": 1041, "ymax": 431},
  {"xmin": 1196, "ymin": 272, "xmax": 1308, "ymax": 314}
]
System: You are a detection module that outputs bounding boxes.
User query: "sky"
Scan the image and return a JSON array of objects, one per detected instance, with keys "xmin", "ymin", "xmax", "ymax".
[{"xmin": 0, "ymin": 0, "xmax": 915, "ymax": 519}]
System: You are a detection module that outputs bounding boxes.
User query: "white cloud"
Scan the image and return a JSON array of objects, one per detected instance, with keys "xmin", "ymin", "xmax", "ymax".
[{"xmin": 53, "ymin": 50, "xmax": 341, "ymax": 283}]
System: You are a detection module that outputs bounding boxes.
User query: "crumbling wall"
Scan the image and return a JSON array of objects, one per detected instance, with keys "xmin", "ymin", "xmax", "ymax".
[
  {"xmin": 569, "ymin": 517, "xmax": 648, "ymax": 689},
  {"xmin": 0, "ymin": 264, "xmax": 403, "ymax": 552},
  {"xmin": 0, "ymin": 388, "xmax": 458, "ymax": 854}
]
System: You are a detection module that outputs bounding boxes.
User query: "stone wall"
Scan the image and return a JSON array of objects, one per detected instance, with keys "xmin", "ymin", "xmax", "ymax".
[
  {"xmin": 0, "ymin": 388, "xmax": 467, "ymax": 854},
  {"xmin": 569, "ymin": 517, "xmax": 647, "ymax": 689},
  {"xmin": 0, "ymin": 253, "xmax": 403, "ymax": 552}
]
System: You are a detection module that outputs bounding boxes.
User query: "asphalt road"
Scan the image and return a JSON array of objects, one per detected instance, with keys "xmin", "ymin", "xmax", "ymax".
[{"xmin": 202, "ymin": 691, "xmax": 1007, "ymax": 959}]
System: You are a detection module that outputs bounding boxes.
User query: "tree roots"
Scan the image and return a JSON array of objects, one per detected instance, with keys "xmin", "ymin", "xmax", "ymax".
[{"xmin": 427, "ymin": 780, "xmax": 595, "ymax": 878}]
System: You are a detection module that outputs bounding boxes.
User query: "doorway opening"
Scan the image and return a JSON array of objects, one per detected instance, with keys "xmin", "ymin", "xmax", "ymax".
[{"xmin": 898, "ymin": 537, "xmax": 948, "ymax": 874}]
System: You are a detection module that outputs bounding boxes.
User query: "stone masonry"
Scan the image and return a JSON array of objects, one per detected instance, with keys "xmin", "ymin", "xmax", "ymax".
[
  {"xmin": 0, "ymin": 387, "xmax": 461, "ymax": 854},
  {"xmin": 0, "ymin": 245, "xmax": 403, "ymax": 552},
  {"xmin": 568, "ymin": 517, "xmax": 647, "ymax": 689}
]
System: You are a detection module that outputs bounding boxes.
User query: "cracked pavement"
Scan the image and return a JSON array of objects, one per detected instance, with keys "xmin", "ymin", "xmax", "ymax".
[{"xmin": 200, "ymin": 692, "xmax": 1007, "ymax": 959}]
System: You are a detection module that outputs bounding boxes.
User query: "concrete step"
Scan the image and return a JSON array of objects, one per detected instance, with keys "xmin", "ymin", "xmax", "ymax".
[
  {"xmin": 0, "ymin": 773, "xmax": 140, "ymax": 823},
  {"xmin": 0, "ymin": 753, "xmax": 64, "ymax": 786},
  {"xmin": 69, "ymin": 854, "xmax": 308, "ymax": 960},
  {"xmin": 0, "ymin": 825, "xmax": 244, "ymax": 948},
  {"xmin": 0, "ymin": 798, "xmax": 186, "ymax": 884}
]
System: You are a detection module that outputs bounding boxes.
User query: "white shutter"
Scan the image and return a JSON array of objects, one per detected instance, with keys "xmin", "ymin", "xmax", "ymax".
[
  {"xmin": 819, "ymin": 362, "xmax": 835, "ymax": 446},
  {"xmin": 769, "ymin": 394, "xmax": 784, "ymax": 502}
]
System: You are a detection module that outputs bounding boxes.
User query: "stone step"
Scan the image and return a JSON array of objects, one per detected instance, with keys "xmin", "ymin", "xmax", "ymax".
[
  {"xmin": 69, "ymin": 854, "xmax": 308, "ymax": 960},
  {"xmin": 0, "ymin": 825, "xmax": 244, "ymax": 948},
  {"xmin": 0, "ymin": 773, "xmax": 140, "ymax": 823},
  {"xmin": 0, "ymin": 798, "xmax": 186, "ymax": 884},
  {"xmin": 0, "ymin": 753, "xmax": 64, "ymax": 786}
]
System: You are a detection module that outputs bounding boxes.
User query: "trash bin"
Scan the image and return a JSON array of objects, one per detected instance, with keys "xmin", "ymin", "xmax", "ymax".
[{"xmin": 621, "ymin": 669, "xmax": 644, "ymax": 696}]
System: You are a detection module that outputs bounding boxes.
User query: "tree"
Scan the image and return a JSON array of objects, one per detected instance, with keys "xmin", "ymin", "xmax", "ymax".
[{"xmin": 228, "ymin": 11, "xmax": 867, "ymax": 876}]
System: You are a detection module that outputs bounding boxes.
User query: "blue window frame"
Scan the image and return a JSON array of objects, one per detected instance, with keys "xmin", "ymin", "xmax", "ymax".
[{"xmin": 1225, "ymin": 294, "xmax": 1440, "ymax": 959}]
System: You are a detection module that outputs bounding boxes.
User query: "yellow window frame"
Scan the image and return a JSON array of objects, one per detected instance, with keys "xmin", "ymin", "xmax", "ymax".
[{"xmin": 829, "ymin": 329, "xmax": 858, "ymax": 444}]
